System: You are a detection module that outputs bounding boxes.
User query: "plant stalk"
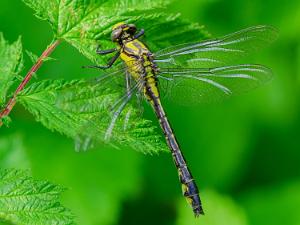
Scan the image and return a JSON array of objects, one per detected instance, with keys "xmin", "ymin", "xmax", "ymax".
[{"xmin": 0, "ymin": 39, "xmax": 61, "ymax": 127}]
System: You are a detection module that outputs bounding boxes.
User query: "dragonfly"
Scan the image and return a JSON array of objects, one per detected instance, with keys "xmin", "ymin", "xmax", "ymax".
[{"xmin": 83, "ymin": 22, "xmax": 277, "ymax": 217}]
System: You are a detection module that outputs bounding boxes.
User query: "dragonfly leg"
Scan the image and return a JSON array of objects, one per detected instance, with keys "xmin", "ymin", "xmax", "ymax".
[
  {"xmin": 82, "ymin": 52, "xmax": 120, "ymax": 70},
  {"xmin": 105, "ymin": 93, "xmax": 132, "ymax": 140},
  {"xmin": 96, "ymin": 45, "xmax": 117, "ymax": 55},
  {"xmin": 106, "ymin": 78, "xmax": 144, "ymax": 138},
  {"xmin": 133, "ymin": 29, "xmax": 145, "ymax": 40},
  {"xmin": 125, "ymin": 71, "xmax": 132, "ymax": 95},
  {"xmin": 122, "ymin": 72, "xmax": 133, "ymax": 130},
  {"xmin": 135, "ymin": 92, "xmax": 144, "ymax": 117}
]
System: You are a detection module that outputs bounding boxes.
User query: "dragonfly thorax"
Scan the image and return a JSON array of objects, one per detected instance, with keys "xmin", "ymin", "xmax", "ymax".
[
  {"xmin": 118, "ymin": 37, "xmax": 160, "ymax": 101},
  {"xmin": 120, "ymin": 40, "xmax": 157, "ymax": 74}
]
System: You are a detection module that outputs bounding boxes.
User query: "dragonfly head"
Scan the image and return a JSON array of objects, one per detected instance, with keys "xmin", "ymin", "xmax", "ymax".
[{"xmin": 111, "ymin": 22, "xmax": 137, "ymax": 43}]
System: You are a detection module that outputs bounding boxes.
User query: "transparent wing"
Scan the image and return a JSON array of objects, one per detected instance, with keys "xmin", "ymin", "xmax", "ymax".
[
  {"xmin": 155, "ymin": 25, "xmax": 278, "ymax": 69},
  {"xmin": 74, "ymin": 64, "xmax": 145, "ymax": 151},
  {"xmin": 158, "ymin": 64, "xmax": 272, "ymax": 105}
]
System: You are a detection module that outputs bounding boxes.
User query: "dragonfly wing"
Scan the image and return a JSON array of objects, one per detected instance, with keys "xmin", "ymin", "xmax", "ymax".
[
  {"xmin": 103, "ymin": 75, "xmax": 145, "ymax": 141},
  {"xmin": 75, "ymin": 66, "xmax": 145, "ymax": 151},
  {"xmin": 158, "ymin": 64, "xmax": 272, "ymax": 105},
  {"xmin": 155, "ymin": 25, "xmax": 278, "ymax": 69}
]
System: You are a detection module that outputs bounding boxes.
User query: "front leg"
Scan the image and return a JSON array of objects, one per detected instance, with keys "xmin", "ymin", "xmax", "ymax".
[
  {"xmin": 96, "ymin": 45, "xmax": 117, "ymax": 55},
  {"xmin": 133, "ymin": 29, "xmax": 145, "ymax": 40},
  {"xmin": 83, "ymin": 51, "xmax": 121, "ymax": 70}
]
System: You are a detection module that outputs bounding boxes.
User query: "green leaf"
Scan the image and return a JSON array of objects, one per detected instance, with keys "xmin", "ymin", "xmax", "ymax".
[
  {"xmin": 18, "ymin": 78, "xmax": 168, "ymax": 154},
  {"xmin": 138, "ymin": 14, "xmax": 209, "ymax": 52},
  {"xmin": 26, "ymin": 50, "xmax": 56, "ymax": 64},
  {"xmin": 0, "ymin": 169, "xmax": 74, "ymax": 225},
  {"xmin": 176, "ymin": 190, "xmax": 249, "ymax": 225},
  {"xmin": 25, "ymin": 50, "xmax": 39, "ymax": 64},
  {"xmin": 0, "ymin": 116, "xmax": 12, "ymax": 128},
  {"xmin": 0, "ymin": 33, "xmax": 23, "ymax": 105},
  {"xmin": 21, "ymin": 0, "xmax": 167, "ymax": 61},
  {"xmin": 22, "ymin": 0, "xmax": 208, "ymax": 64},
  {"xmin": 22, "ymin": 0, "xmax": 170, "ymax": 37},
  {"xmin": 17, "ymin": 123, "xmax": 143, "ymax": 225}
]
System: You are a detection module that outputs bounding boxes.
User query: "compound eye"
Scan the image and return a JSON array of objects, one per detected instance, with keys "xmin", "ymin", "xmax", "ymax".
[
  {"xmin": 111, "ymin": 28, "xmax": 122, "ymax": 42},
  {"xmin": 127, "ymin": 24, "xmax": 137, "ymax": 34}
]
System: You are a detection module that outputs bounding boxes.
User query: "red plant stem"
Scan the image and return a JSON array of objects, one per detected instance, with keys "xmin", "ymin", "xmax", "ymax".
[{"xmin": 0, "ymin": 39, "xmax": 61, "ymax": 127}]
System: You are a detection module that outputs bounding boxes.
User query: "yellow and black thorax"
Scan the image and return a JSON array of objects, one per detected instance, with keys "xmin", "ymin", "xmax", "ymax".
[
  {"xmin": 112, "ymin": 22, "xmax": 160, "ymax": 101},
  {"xmin": 120, "ymin": 39, "xmax": 159, "ymax": 100}
]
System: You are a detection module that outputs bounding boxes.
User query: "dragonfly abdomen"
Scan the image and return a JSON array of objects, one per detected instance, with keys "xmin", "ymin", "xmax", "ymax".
[{"xmin": 147, "ymin": 91, "xmax": 204, "ymax": 217}]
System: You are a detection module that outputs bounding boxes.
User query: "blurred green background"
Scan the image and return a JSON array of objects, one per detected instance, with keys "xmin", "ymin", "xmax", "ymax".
[{"xmin": 1, "ymin": 0, "xmax": 300, "ymax": 224}]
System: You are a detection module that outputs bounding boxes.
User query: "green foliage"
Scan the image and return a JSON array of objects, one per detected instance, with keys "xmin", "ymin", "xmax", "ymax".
[
  {"xmin": 0, "ymin": 33, "xmax": 23, "ymax": 105},
  {"xmin": 26, "ymin": 50, "xmax": 56, "ymax": 64},
  {"xmin": 22, "ymin": 0, "xmax": 208, "ymax": 64},
  {"xmin": 17, "ymin": 78, "xmax": 168, "ymax": 154},
  {"xmin": 136, "ymin": 14, "xmax": 209, "ymax": 52},
  {"xmin": 25, "ymin": 50, "xmax": 38, "ymax": 64},
  {"xmin": 0, "ymin": 169, "xmax": 74, "ymax": 225},
  {"xmin": 22, "ymin": 0, "xmax": 170, "ymax": 37},
  {"xmin": 22, "ymin": 0, "xmax": 168, "ymax": 63},
  {"xmin": 16, "ymin": 125, "xmax": 143, "ymax": 225},
  {"xmin": 16, "ymin": 0, "xmax": 208, "ymax": 154},
  {"xmin": 0, "ymin": 116, "xmax": 12, "ymax": 128}
]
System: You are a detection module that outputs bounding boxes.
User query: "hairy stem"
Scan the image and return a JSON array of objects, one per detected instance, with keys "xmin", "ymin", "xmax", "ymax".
[{"xmin": 0, "ymin": 40, "xmax": 61, "ymax": 127}]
